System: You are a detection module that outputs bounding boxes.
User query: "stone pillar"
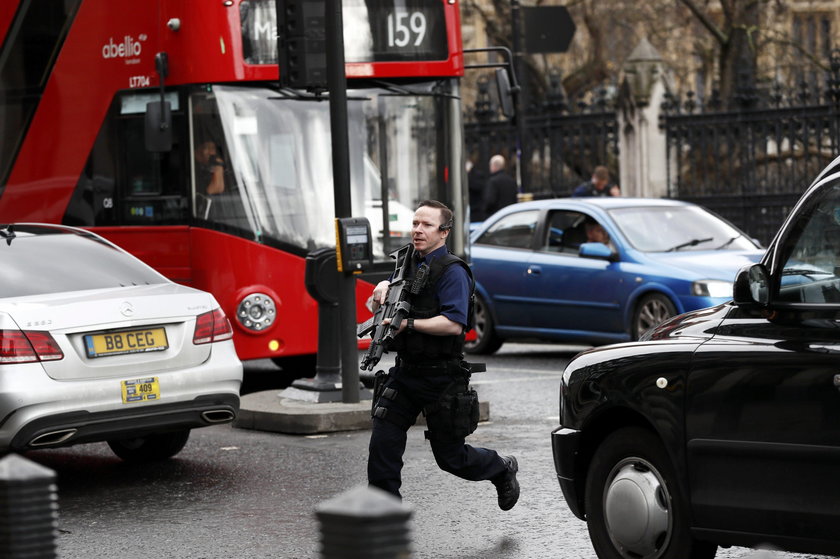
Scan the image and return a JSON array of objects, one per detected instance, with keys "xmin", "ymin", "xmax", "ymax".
[
  {"xmin": 0, "ymin": 454, "xmax": 58, "ymax": 558},
  {"xmin": 617, "ymin": 38, "xmax": 671, "ymax": 198},
  {"xmin": 316, "ymin": 485, "xmax": 413, "ymax": 559}
]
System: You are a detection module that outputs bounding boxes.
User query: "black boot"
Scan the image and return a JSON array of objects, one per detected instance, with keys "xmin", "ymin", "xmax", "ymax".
[{"xmin": 493, "ymin": 455, "xmax": 520, "ymax": 511}]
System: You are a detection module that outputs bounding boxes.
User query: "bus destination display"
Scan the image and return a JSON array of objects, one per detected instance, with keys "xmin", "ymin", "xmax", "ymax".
[{"xmin": 241, "ymin": 0, "xmax": 449, "ymax": 65}]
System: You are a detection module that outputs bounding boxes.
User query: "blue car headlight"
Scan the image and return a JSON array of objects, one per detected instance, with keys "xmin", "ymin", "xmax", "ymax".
[{"xmin": 692, "ymin": 279, "xmax": 732, "ymax": 298}]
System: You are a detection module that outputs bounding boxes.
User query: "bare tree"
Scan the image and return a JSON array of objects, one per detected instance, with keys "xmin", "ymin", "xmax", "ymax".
[
  {"xmin": 679, "ymin": 0, "xmax": 761, "ymax": 106},
  {"xmin": 464, "ymin": 0, "xmax": 837, "ymax": 109}
]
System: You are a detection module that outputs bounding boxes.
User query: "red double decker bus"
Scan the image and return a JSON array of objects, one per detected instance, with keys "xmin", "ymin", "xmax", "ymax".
[{"xmin": 0, "ymin": 0, "xmax": 469, "ymax": 372}]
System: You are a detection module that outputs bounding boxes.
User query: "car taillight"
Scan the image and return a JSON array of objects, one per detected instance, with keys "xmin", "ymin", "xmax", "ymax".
[
  {"xmin": 193, "ymin": 309, "xmax": 234, "ymax": 345},
  {"xmin": 0, "ymin": 330, "xmax": 64, "ymax": 363}
]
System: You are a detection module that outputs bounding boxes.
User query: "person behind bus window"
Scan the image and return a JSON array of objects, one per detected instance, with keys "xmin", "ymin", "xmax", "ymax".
[{"xmin": 195, "ymin": 140, "xmax": 226, "ymax": 195}]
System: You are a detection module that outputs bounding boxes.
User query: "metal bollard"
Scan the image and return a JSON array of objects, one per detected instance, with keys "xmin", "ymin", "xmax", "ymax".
[
  {"xmin": 316, "ymin": 485, "xmax": 413, "ymax": 559},
  {"xmin": 0, "ymin": 454, "xmax": 59, "ymax": 559}
]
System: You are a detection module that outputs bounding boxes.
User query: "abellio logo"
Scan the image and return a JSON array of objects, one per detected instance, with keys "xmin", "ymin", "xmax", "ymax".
[{"xmin": 101, "ymin": 34, "xmax": 147, "ymax": 59}]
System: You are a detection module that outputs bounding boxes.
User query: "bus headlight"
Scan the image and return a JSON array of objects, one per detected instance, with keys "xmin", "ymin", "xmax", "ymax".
[
  {"xmin": 691, "ymin": 280, "xmax": 732, "ymax": 298},
  {"xmin": 237, "ymin": 293, "xmax": 276, "ymax": 331}
]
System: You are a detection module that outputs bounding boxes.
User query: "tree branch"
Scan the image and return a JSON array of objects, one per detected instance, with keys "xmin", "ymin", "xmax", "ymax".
[{"xmin": 679, "ymin": 0, "xmax": 728, "ymax": 45}]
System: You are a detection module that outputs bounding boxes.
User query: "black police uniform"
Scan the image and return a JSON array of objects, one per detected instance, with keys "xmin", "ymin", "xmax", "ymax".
[{"xmin": 367, "ymin": 246, "xmax": 508, "ymax": 499}]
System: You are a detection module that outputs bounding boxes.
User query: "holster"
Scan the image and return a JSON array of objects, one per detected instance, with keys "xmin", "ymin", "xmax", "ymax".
[
  {"xmin": 423, "ymin": 379, "xmax": 480, "ymax": 442},
  {"xmin": 370, "ymin": 369, "xmax": 389, "ymax": 417}
]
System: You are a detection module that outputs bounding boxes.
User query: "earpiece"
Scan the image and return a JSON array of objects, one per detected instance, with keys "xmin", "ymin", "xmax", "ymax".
[{"xmin": 439, "ymin": 220, "xmax": 453, "ymax": 232}]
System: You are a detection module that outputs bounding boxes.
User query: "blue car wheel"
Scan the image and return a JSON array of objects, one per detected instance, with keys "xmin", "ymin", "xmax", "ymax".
[{"xmin": 632, "ymin": 293, "xmax": 677, "ymax": 339}]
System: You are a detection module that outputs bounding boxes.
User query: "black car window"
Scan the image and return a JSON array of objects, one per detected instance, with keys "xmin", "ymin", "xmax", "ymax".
[
  {"xmin": 475, "ymin": 210, "xmax": 539, "ymax": 249},
  {"xmin": 777, "ymin": 183, "xmax": 840, "ymax": 304},
  {"xmin": 0, "ymin": 229, "xmax": 166, "ymax": 298}
]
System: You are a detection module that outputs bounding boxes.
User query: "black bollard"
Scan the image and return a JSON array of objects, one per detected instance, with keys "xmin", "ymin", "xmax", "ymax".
[
  {"xmin": 316, "ymin": 485, "xmax": 413, "ymax": 559},
  {"xmin": 0, "ymin": 454, "xmax": 58, "ymax": 558}
]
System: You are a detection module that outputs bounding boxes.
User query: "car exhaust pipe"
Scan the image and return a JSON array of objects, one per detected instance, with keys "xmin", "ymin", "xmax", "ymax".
[
  {"xmin": 201, "ymin": 409, "xmax": 235, "ymax": 423},
  {"xmin": 29, "ymin": 428, "xmax": 78, "ymax": 447}
]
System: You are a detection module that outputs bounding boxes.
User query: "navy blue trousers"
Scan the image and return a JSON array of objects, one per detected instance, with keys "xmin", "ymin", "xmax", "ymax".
[{"xmin": 367, "ymin": 366, "xmax": 507, "ymax": 499}]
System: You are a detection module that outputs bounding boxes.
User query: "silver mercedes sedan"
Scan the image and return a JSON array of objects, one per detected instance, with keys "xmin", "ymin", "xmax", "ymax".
[{"xmin": 0, "ymin": 224, "xmax": 242, "ymax": 461}]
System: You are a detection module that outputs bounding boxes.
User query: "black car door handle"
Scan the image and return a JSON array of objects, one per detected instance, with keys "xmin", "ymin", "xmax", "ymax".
[{"xmin": 527, "ymin": 265, "xmax": 542, "ymax": 276}]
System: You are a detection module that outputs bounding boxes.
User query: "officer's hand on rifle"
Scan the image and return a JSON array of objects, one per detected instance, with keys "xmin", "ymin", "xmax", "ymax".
[
  {"xmin": 367, "ymin": 280, "xmax": 390, "ymax": 312},
  {"xmin": 381, "ymin": 316, "xmax": 408, "ymax": 335}
]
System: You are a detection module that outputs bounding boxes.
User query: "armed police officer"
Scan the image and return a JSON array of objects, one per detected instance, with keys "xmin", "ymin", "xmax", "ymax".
[{"xmin": 366, "ymin": 200, "xmax": 520, "ymax": 510}]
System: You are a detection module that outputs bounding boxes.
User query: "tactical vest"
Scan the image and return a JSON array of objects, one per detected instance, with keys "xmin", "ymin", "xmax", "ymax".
[{"xmin": 392, "ymin": 252, "xmax": 474, "ymax": 362}]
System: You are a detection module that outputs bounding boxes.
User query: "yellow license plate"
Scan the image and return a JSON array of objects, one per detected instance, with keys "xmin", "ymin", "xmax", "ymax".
[
  {"xmin": 84, "ymin": 328, "xmax": 168, "ymax": 358},
  {"xmin": 121, "ymin": 377, "xmax": 160, "ymax": 404}
]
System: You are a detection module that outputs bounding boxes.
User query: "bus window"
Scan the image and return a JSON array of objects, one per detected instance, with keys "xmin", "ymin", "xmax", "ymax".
[
  {"xmin": 199, "ymin": 84, "xmax": 455, "ymax": 260},
  {"xmin": 190, "ymin": 92, "xmax": 251, "ymax": 233},
  {"xmin": 65, "ymin": 92, "xmax": 187, "ymax": 226},
  {"xmin": 0, "ymin": 0, "xmax": 83, "ymax": 188}
]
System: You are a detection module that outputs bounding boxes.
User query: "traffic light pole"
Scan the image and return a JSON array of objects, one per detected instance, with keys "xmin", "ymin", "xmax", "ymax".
[{"xmin": 325, "ymin": 0, "xmax": 360, "ymax": 403}]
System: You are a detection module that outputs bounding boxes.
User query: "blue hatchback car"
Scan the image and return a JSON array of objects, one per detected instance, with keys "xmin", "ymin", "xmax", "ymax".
[{"xmin": 466, "ymin": 197, "xmax": 765, "ymax": 353}]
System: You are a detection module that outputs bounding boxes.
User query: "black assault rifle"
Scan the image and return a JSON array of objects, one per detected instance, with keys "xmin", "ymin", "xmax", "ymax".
[{"xmin": 357, "ymin": 244, "xmax": 429, "ymax": 371}]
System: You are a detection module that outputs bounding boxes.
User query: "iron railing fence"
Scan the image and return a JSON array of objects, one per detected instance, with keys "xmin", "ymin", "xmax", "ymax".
[
  {"xmin": 465, "ymin": 84, "xmax": 619, "ymax": 198},
  {"xmin": 662, "ymin": 80, "xmax": 840, "ymax": 245},
  {"xmin": 464, "ymin": 50, "xmax": 840, "ymax": 246}
]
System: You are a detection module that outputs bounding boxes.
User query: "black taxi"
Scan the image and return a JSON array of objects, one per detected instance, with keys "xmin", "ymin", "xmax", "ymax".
[{"xmin": 552, "ymin": 156, "xmax": 840, "ymax": 558}]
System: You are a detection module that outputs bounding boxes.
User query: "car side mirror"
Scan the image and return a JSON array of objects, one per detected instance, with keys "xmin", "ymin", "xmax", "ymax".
[
  {"xmin": 579, "ymin": 242, "xmax": 614, "ymax": 261},
  {"xmin": 733, "ymin": 263, "xmax": 770, "ymax": 306}
]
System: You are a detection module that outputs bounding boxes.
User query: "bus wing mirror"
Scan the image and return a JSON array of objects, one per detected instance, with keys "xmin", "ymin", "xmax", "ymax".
[
  {"xmin": 495, "ymin": 68, "xmax": 515, "ymax": 119},
  {"xmin": 145, "ymin": 101, "xmax": 172, "ymax": 152}
]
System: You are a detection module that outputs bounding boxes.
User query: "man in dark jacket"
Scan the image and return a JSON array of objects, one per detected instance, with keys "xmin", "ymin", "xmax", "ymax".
[
  {"xmin": 467, "ymin": 160, "xmax": 487, "ymax": 222},
  {"xmin": 572, "ymin": 165, "xmax": 620, "ymax": 197},
  {"xmin": 483, "ymin": 155, "xmax": 518, "ymax": 218}
]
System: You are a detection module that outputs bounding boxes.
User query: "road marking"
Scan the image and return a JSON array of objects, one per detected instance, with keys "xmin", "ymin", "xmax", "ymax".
[
  {"xmin": 472, "ymin": 374, "xmax": 558, "ymax": 385},
  {"xmin": 477, "ymin": 367, "xmax": 561, "ymax": 376}
]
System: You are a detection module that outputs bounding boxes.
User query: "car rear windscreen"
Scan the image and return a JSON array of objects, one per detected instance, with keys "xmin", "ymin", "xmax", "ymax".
[{"xmin": 0, "ymin": 231, "xmax": 166, "ymax": 298}]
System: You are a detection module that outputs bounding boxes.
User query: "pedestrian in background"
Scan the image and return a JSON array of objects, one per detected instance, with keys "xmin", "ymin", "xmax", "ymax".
[
  {"xmin": 483, "ymin": 154, "xmax": 518, "ymax": 218},
  {"xmin": 366, "ymin": 200, "xmax": 520, "ymax": 511},
  {"xmin": 467, "ymin": 159, "xmax": 487, "ymax": 222},
  {"xmin": 572, "ymin": 165, "xmax": 620, "ymax": 197}
]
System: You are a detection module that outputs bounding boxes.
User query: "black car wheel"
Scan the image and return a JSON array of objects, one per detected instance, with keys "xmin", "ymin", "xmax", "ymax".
[
  {"xmin": 107, "ymin": 430, "xmax": 191, "ymax": 462},
  {"xmin": 632, "ymin": 293, "xmax": 677, "ymax": 339},
  {"xmin": 585, "ymin": 427, "xmax": 716, "ymax": 559},
  {"xmin": 464, "ymin": 293, "xmax": 503, "ymax": 355}
]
